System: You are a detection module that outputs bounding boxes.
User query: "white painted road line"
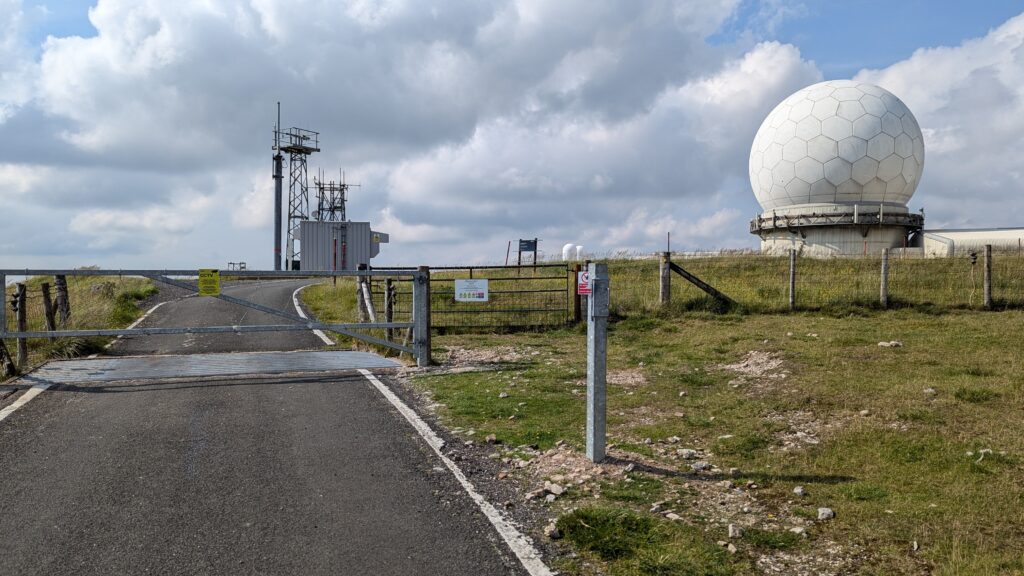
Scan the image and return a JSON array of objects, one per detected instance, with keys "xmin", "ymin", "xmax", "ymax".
[
  {"xmin": 292, "ymin": 285, "xmax": 335, "ymax": 346},
  {"xmin": 358, "ymin": 369, "xmax": 553, "ymax": 576},
  {"xmin": 104, "ymin": 301, "xmax": 169, "ymax": 350},
  {"xmin": 0, "ymin": 382, "xmax": 52, "ymax": 425}
]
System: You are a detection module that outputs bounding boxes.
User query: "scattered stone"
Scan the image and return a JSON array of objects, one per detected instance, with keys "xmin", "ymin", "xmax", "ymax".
[
  {"xmin": 498, "ymin": 392, "xmax": 509, "ymax": 398},
  {"xmin": 728, "ymin": 524, "xmax": 743, "ymax": 538},
  {"xmin": 807, "ymin": 333, "xmax": 818, "ymax": 338},
  {"xmin": 544, "ymin": 522, "xmax": 562, "ymax": 540},
  {"xmin": 793, "ymin": 486, "xmax": 806, "ymax": 497},
  {"xmin": 786, "ymin": 332, "xmax": 793, "ymax": 337},
  {"xmin": 727, "ymin": 543, "xmax": 738, "ymax": 554},
  {"xmin": 789, "ymin": 527, "xmax": 806, "ymax": 536},
  {"xmin": 650, "ymin": 501, "xmax": 668, "ymax": 514},
  {"xmin": 544, "ymin": 494, "xmax": 556, "ymax": 503},
  {"xmin": 667, "ymin": 436, "xmax": 681, "ymax": 444},
  {"xmin": 691, "ymin": 461, "xmax": 712, "ymax": 472},
  {"xmin": 878, "ymin": 341, "xmax": 902, "ymax": 348},
  {"xmin": 464, "ymin": 440, "xmax": 474, "ymax": 447},
  {"xmin": 485, "ymin": 434, "xmax": 498, "ymax": 444},
  {"xmin": 817, "ymin": 507, "xmax": 835, "ymax": 520},
  {"xmin": 912, "ymin": 540, "xmax": 919, "ymax": 552},
  {"xmin": 923, "ymin": 387, "xmax": 937, "ymax": 395},
  {"xmin": 624, "ymin": 463, "xmax": 636, "ymax": 473},
  {"xmin": 525, "ymin": 488, "xmax": 546, "ymax": 501},
  {"xmin": 859, "ymin": 409, "xmax": 871, "ymax": 416},
  {"xmin": 717, "ymin": 540, "xmax": 727, "ymax": 547},
  {"xmin": 544, "ymin": 482, "xmax": 565, "ymax": 496},
  {"xmin": 678, "ymin": 390, "xmax": 688, "ymax": 397},
  {"xmin": 718, "ymin": 480, "xmax": 734, "ymax": 490},
  {"xmin": 497, "ymin": 470, "xmax": 509, "ymax": 480},
  {"xmin": 717, "ymin": 434, "xmax": 734, "ymax": 440},
  {"xmin": 728, "ymin": 467, "xmax": 741, "ymax": 477},
  {"xmin": 665, "ymin": 513, "xmax": 682, "ymax": 521},
  {"xmin": 677, "ymin": 448, "xmax": 698, "ymax": 459},
  {"xmin": 741, "ymin": 506, "xmax": 751, "ymax": 514}
]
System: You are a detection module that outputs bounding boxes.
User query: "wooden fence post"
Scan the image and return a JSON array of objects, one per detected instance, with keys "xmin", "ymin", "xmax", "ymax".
[
  {"xmin": 15, "ymin": 283, "xmax": 27, "ymax": 369},
  {"xmin": 788, "ymin": 249, "xmax": 796, "ymax": 311},
  {"xmin": 984, "ymin": 244, "xmax": 992, "ymax": 310},
  {"xmin": 41, "ymin": 282, "xmax": 57, "ymax": 340},
  {"xmin": 54, "ymin": 275, "xmax": 70, "ymax": 328},
  {"xmin": 880, "ymin": 248, "xmax": 890, "ymax": 309},
  {"xmin": 572, "ymin": 264, "xmax": 582, "ymax": 324},
  {"xmin": 659, "ymin": 251, "xmax": 671, "ymax": 305},
  {"xmin": 385, "ymin": 278, "xmax": 395, "ymax": 342}
]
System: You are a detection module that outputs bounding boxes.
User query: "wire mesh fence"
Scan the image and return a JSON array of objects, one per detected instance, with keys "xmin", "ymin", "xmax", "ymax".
[
  {"xmin": 611, "ymin": 249, "xmax": 1024, "ymax": 315},
  {"xmin": 369, "ymin": 264, "xmax": 574, "ymax": 331}
]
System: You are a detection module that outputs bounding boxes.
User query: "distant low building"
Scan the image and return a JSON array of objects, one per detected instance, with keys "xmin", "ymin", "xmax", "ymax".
[
  {"xmin": 915, "ymin": 228, "xmax": 1024, "ymax": 257},
  {"xmin": 298, "ymin": 221, "xmax": 389, "ymax": 271}
]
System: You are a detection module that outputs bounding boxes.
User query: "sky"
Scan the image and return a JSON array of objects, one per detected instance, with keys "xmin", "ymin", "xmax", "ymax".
[{"xmin": 2, "ymin": 0, "xmax": 1023, "ymax": 268}]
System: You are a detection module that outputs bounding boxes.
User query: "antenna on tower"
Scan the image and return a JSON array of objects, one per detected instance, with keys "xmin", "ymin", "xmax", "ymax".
[{"xmin": 314, "ymin": 169, "xmax": 359, "ymax": 222}]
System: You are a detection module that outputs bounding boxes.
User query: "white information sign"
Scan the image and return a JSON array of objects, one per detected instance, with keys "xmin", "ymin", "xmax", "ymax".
[
  {"xmin": 577, "ymin": 271, "xmax": 592, "ymax": 295},
  {"xmin": 455, "ymin": 279, "xmax": 489, "ymax": 302}
]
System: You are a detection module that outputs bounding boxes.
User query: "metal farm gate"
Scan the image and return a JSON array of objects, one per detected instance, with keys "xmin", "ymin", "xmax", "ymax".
[
  {"xmin": 1, "ymin": 268, "xmax": 433, "ymax": 367},
  {"xmin": 369, "ymin": 264, "xmax": 578, "ymax": 331}
]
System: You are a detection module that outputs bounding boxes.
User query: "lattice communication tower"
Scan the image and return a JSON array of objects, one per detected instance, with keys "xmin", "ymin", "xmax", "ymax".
[
  {"xmin": 314, "ymin": 169, "xmax": 360, "ymax": 222},
  {"xmin": 273, "ymin": 124, "xmax": 319, "ymax": 270}
]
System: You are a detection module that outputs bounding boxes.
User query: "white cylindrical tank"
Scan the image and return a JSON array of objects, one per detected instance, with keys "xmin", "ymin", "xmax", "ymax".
[
  {"xmin": 575, "ymin": 246, "xmax": 584, "ymax": 261},
  {"xmin": 561, "ymin": 243, "xmax": 576, "ymax": 261}
]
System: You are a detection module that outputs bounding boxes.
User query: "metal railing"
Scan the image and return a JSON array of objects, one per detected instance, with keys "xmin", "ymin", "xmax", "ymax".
[{"xmin": 1, "ymin": 268, "xmax": 432, "ymax": 367}]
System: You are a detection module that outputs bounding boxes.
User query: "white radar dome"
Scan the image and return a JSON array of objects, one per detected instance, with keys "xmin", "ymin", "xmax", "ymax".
[{"xmin": 750, "ymin": 80, "xmax": 924, "ymax": 211}]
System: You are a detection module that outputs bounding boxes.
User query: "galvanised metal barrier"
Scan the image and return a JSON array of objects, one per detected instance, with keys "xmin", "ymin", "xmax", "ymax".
[{"xmin": 0, "ymin": 269, "xmax": 432, "ymax": 367}]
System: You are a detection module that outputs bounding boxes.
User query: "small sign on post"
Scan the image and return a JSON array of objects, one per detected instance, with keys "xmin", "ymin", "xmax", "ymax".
[
  {"xmin": 454, "ymin": 279, "xmax": 489, "ymax": 302},
  {"xmin": 198, "ymin": 269, "xmax": 221, "ymax": 296},
  {"xmin": 577, "ymin": 270, "xmax": 592, "ymax": 295}
]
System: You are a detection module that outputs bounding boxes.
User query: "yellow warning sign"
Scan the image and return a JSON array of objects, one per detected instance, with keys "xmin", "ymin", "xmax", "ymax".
[
  {"xmin": 198, "ymin": 269, "xmax": 220, "ymax": 296},
  {"xmin": 373, "ymin": 233, "xmax": 381, "ymax": 243}
]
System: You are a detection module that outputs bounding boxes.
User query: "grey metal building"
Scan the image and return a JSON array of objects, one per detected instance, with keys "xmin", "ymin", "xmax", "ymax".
[{"xmin": 298, "ymin": 221, "xmax": 389, "ymax": 271}]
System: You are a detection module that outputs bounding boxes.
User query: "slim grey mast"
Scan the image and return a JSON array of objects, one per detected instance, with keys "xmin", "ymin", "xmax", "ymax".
[{"xmin": 273, "ymin": 102, "xmax": 283, "ymax": 271}]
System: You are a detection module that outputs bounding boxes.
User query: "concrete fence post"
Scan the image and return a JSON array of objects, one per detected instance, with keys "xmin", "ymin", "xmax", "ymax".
[
  {"xmin": 788, "ymin": 249, "xmax": 796, "ymax": 311},
  {"xmin": 412, "ymin": 266, "xmax": 432, "ymax": 367},
  {"xmin": 659, "ymin": 251, "xmax": 671, "ymax": 305},
  {"xmin": 880, "ymin": 248, "xmax": 890, "ymax": 309},
  {"xmin": 15, "ymin": 283, "xmax": 27, "ymax": 368},
  {"xmin": 984, "ymin": 244, "xmax": 993, "ymax": 310},
  {"xmin": 587, "ymin": 262, "xmax": 609, "ymax": 463}
]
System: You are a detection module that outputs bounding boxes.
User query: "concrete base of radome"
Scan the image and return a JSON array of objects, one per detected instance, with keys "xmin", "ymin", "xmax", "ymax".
[{"xmin": 759, "ymin": 226, "xmax": 911, "ymax": 258}]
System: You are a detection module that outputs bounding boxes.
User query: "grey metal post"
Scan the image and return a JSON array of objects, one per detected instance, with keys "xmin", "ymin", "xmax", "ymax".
[
  {"xmin": 412, "ymin": 266, "xmax": 432, "ymax": 367},
  {"xmin": 984, "ymin": 244, "xmax": 993, "ymax": 310},
  {"xmin": 880, "ymin": 248, "xmax": 889, "ymax": 308},
  {"xmin": 659, "ymin": 251, "xmax": 671, "ymax": 305},
  {"xmin": 586, "ymin": 262, "xmax": 609, "ymax": 463},
  {"xmin": 16, "ymin": 283, "xmax": 27, "ymax": 368},
  {"xmin": 273, "ymin": 152, "xmax": 283, "ymax": 271},
  {"xmin": 788, "ymin": 249, "xmax": 796, "ymax": 311}
]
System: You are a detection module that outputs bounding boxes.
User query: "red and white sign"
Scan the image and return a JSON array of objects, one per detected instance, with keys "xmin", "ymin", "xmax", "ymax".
[{"xmin": 577, "ymin": 271, "xmax": 592, "ymax": 295}]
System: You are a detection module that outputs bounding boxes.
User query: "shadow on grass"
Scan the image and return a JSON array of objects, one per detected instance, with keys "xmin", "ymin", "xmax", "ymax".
[{"xmin": 603, "ymin": 455, "xmax": 855, "ymax": 485}]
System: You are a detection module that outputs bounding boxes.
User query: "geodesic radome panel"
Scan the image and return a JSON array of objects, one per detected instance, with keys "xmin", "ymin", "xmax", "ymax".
[{"xmin": 749, "ymin": 80, "xmax": 925, "ymax": 211}]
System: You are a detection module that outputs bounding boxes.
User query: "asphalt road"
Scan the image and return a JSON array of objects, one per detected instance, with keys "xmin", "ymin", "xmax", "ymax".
[
  {"xmin": 0, "ymin": 280, "xmax": 529, "ymax": 575},
  {"xmin": 110, "ymin": 279, "xmax": 327, "ymax": 356}
]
